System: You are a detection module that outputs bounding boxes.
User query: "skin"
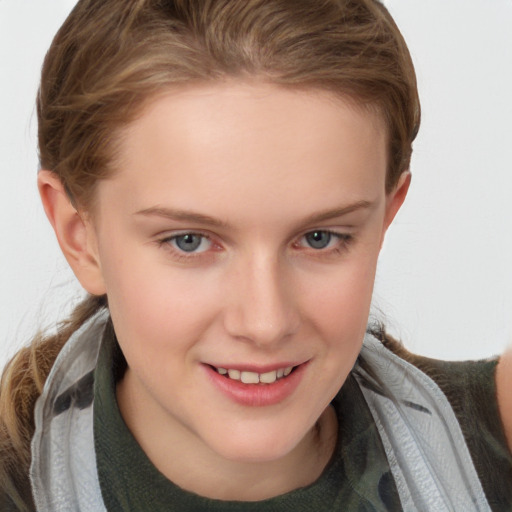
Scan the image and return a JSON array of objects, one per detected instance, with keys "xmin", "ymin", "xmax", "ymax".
[
  {"xmin": 497, "ymin": 348, "xmax": 512, "ymax": 451},
  {"xmin": 39, "ymin": 81, "xmax": 413, "ymax": 500}
]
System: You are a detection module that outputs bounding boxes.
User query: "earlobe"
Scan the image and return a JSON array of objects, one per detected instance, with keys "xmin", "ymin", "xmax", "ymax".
[{"xmin": 37, "ymin": 170, "xmax": 106, "ymax": 295}]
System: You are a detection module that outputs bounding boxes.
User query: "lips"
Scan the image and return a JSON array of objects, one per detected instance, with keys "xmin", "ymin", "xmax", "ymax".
[
  {"xmin": 214, "ymin": 365, "xmax": 294, "ymax": 384},
  {"xmin": 204, "ymin": 361, "xmax": 308, "ymax": 407}
]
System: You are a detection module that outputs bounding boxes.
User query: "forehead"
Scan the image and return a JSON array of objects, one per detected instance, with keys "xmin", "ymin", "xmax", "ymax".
[{"xmin": 99, "ymin": 82, "xmax": 388, "ymax": 222}]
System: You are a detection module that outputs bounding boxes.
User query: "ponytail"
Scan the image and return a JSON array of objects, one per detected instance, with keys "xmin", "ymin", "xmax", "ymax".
[{"xmin": 0, "ymin": 294, "xmax": 107, "ymax": 510}]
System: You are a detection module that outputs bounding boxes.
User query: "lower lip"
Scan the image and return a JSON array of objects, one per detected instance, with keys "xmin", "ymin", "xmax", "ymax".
[{"xmin": 204, "ymin": 363, "xmax": 308, "ymax": 407}]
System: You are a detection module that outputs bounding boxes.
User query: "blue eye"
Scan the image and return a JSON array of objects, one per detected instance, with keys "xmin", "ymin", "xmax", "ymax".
[
  {"xmin": 171, "ymin": 234, "xmax": 210, "ymax": 253},
  {"xmin": 304, "ymin": 231, "xmax": 334, "ymax": 249}
]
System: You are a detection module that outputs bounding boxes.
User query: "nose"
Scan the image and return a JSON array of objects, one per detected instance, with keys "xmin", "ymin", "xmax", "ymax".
[{"xmin": 223, "ymin": 253, "xmax": 300, "ymax": 347}]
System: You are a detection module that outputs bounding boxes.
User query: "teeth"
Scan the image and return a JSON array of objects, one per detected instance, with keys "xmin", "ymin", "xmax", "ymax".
[
  {"xmin": 259, "ymin": 371, "xmax": 277, "ymax": 384},
  {"xmin": 241, "ymin": 371, "xmax": 259, "ymax": 384},
  {"xmin": 228, "ymin": 369, "xmax": 241, "ymax": 380},
  {"xmin": 216, "ymin": 365, "xmax": 295, "ymax": 383}
]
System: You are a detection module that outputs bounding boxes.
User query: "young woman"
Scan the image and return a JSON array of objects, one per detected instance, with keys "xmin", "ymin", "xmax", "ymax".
[{"xmin": 1, "ymin": 0, "xmax": 511, "ymax": 510}]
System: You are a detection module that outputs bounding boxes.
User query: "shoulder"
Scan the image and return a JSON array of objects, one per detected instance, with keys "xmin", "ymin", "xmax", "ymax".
[
  {"xmin": 379, "ymin": 334, "xmax": 505, "ymax": 440},
  {"xmin": 377, "ymin": 332, "xmax": 512, "ymax": 506},
  {"xmin": 380, "ymin": 334, "xmax": 501, "ymax": 398}
]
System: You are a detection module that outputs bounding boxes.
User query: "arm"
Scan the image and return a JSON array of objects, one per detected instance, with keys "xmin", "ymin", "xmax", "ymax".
[{"xmin": 496, "ymin": 346, "xmax": 512, "ymax": 453}]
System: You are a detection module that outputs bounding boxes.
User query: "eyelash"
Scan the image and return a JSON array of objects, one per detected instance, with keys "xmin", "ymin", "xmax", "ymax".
[
  {"xmin": 157, "ymin": 232, "xmax": 216, "ymax": 262},
  {"xmin": 293, "ymin": 230, "xmax": 353, "ymax": 254},
  {"xmin": 157, "ymin": 230, "xmax": 354, "ymax": 261}
]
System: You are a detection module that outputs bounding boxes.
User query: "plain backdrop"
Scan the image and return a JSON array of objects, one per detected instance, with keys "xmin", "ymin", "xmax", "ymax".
[{"xmin": 1, "ymin": 0, "xmax": 512, "ymax": 368}]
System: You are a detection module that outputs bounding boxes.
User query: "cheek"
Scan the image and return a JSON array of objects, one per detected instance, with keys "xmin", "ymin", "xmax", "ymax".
[
  {"xmin": 98, "ymin": 243, "xmax": 222, "ymax": 353},
  {"xmin": 302, "ymin": 254, "xmax": 378, "ymax": 333},
  {"xmin": 305, "ymin": 259, "xmax": 377, "ymax": 388}
]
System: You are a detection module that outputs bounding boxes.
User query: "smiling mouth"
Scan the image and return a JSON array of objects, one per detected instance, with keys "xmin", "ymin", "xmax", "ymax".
[{"xmin": 210, "ymin": 365, "xmax": 297, "ymax": 384}]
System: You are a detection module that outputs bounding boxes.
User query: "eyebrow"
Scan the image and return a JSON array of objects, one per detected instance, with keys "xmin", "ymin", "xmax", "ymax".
[
  {"xmin": 300, "ymin": 200, "xmax": 374, "ymax": 225},
  {"xmin": 135, "ymin": 206, "xmax": 228, "ymax": 228},
  {"xmin": 134, "ymin": 200, "xmax": 374, "ymax": 228}
]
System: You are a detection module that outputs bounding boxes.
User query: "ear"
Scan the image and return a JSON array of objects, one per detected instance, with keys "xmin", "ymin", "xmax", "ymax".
[
  {"xmin": 384, "ymin": 171, "xmax": 411, "ymax": 227},
  {"xmin": 381, "ymin": 171, "xmax": 411, "ymax": 245},
  {"xmin": 38, "ymin": 170, "xmax": 106, "ymax": 295}
]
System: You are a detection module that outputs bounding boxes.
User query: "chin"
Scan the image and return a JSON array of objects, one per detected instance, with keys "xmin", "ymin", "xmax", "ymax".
[{"xmin": 202, "ymin": 419, "xmax": 317, "ymax": 464}]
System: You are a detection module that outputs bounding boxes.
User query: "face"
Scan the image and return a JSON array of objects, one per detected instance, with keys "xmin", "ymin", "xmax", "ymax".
[{"xmin": 87, "ymin": 82, "xmax": 405, "ymax": 467}]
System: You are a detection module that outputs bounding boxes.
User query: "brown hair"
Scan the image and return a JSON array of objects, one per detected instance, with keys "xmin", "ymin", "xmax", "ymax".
[{"xmin": 1, "ymin": 0, "xmax": 420, "ymax": 506}]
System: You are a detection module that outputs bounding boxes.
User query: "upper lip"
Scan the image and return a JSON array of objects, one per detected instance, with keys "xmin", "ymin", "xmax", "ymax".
[{"xmin": 205, "ymin": 361, "xmax": 308, "ymax": 373}]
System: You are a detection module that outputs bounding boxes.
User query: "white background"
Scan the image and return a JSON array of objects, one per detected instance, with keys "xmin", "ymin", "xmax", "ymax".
[{"xmin": 1, "ymin": 0, "xmax": 511, "ymax": 367}]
